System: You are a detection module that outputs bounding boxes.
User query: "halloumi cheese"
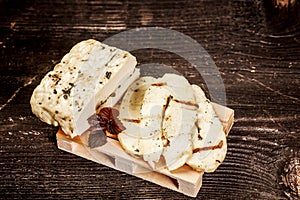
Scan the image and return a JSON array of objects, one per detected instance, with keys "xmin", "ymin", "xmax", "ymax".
[
  {"xmin": 118, "ymin": 73, "xmax": 227, "ymax": 172},
  {"xmin": 118, "ymin": 74, "xmax": 198, "ymax": 170},
  {"xmin": 30, "ymin": 39, "xmax": 138, "ymax": 137},
  {"xmin": 31, "ymin": 39, "xmax": 227, "ymax": 173},
  {"xmin": 186, "ymin": 84, "xmax": 227, "ymax": 172}
]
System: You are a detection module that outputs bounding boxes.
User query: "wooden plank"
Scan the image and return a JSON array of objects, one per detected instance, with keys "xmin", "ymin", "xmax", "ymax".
[
  {"xmin": 1, "ymin": 0, "xmax": 300, "ymax": 199},
  {"xmin": 56, "ymin": 103, "xmax": 234, "ymax": 197}
]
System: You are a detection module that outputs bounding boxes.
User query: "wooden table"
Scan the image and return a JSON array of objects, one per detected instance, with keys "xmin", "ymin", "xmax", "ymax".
[{"xmin": 1, "ymin": 1, "xmax": 299, "ymax": 199}]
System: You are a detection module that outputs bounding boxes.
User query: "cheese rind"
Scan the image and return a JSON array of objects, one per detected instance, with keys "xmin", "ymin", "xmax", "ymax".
[{"xmin": 30, "ymin": 39, "xmax": 138, "ymax": 137}]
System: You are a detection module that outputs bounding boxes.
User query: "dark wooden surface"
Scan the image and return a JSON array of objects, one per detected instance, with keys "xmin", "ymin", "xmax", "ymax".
[{"xmin": 1, "ymin": 0, "xmax": 300, "ymax": 199}]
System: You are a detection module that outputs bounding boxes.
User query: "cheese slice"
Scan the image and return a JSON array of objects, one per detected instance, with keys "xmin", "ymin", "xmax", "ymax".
[
  {"xmin": 186, "ymin": 85, "xmax": 227, "ymax": 172},
  {"xmin": 118, "ymin": 82, "xmax": 170, "ymax": 167},
  {"xmin": 30, "ymin": 39, "xmax": 138, "ymax": 137},
  {"xmin": 158, "ymin": 74, "xmax": 197, "ymax": 171},
  {"xmin": 161, "ymin": 99, "xmax": 196, "ymax": 170}
]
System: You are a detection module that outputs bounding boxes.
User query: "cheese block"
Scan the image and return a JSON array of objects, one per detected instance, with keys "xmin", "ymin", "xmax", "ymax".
[{"xmin": 30, "ymin": 39, "xmax": 138, "ymax": 137}]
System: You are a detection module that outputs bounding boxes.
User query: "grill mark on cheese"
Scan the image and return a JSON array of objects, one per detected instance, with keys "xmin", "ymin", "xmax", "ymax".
[
  {"xmin": 122, "ymin": 118, "xmax": 141, "ymax": 123},
  {"xmin": 151, "ymin": 82, "xmax": 167, "ymax": 86},
  {"xmin": 173, "ymin": 98, "xmax": 199, "ymax": 108},
  {"xmin": 162, "ymin": 134, "xmax": 170, "ymax": 147},
  {"xmin": 195, "ymin": 121, "xmax": 202, "ymax": 140},
  {"xmin": 161, "ymin": 95, "xmax": 173, "ymax": 147},
  {"xmin": 192, "ymin": 140, "xmax": 223, "ymax": 153}
]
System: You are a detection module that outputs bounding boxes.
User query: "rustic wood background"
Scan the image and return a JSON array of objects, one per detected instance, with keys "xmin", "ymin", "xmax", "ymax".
[{"xmin": 0, "ymin": 0, "xmax": 299, "ymax": 199}]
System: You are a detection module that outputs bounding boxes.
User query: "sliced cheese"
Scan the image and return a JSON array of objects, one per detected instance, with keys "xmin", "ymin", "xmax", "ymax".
[
  {"xmin": 118, "ymin": 83, "xmax": 171, "ymax": 167},
  {"xmin": 186, "ymin": 84, "xmax": 227, "ymax": 172},
  {"xmin": 157, "ymin": 73, "xmax": 195, "ymax": 102},
  {"xmin": 119, "ymin": 76, "xmax": 157, "ymax": 120},
  {"xmin": 118, "ymin": 74, "xmax": 198, "ymax": 171},
  {"xmin": 30, "ymin": 39, "xmax": 138, "ymax": 137},
  {"xmin": 161, "ymin": 99, "xmax": 196, "ymax": 171},
  {"xmin": 159, "ymin": 74, "xmax": 197, "ymax": 171}
]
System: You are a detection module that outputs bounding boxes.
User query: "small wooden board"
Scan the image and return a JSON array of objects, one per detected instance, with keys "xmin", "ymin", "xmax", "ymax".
[{"xmin": 56, "ymin": 103, "xmax": 234, "ymax": 197}]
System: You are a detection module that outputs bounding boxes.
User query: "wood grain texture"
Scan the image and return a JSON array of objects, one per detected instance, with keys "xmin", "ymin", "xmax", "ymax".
[{"xmin": 0, "ymin": 0, "xmax": 299, "ymax": 199}]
